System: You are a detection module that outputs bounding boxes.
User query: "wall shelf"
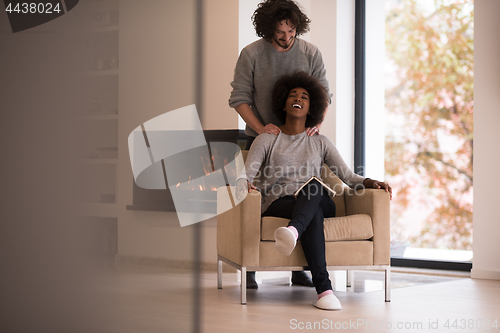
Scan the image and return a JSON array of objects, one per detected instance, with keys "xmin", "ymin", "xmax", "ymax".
[
  {"xmin": 77, "ymin": 202, "xmax": 118, "ymax": 218},
  {"xmin": 78, "ymin": 0, "xmax": 120, "ymax": 219},
  {"xmin": 79, "ymin": 158, "xmax": 118, "ymax": 165},
  {"xmin": 87, "ymin": 25, "xmax": 119, "ymax": 33},
  {"xmin": 80, "ymin": 114, "xmax": 119, "ymax": 121},
  {"xmin": 83, "ymin": 69, "xmax": 119, "ymax": 77}
]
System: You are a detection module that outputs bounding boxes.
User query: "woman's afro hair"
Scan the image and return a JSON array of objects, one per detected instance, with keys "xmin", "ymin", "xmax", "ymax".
[{"xmin": 272, "ymin": 71, "xmax": 329, "ymax": 128}]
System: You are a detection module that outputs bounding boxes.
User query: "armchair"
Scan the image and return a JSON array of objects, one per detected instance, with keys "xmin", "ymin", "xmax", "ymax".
[{"xmin": 217, "ymin": 152, "xmax": 391, "ymax": 305}]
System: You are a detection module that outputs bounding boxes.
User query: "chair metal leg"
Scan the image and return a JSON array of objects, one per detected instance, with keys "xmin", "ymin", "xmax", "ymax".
[
  {"xmin": 346, "ymin": 270, "xmax": 353, "ymax": 288},
  {"xmin": 217, "ymin": 259, "xmax": 222, "ymax": 289},
  {"xmin": 241, "ymin": 267, "xmax": 247, "ymax": 305},
  {"xmin": 385, "ymin": 267, "xmax": 391, "ymax": 302}
]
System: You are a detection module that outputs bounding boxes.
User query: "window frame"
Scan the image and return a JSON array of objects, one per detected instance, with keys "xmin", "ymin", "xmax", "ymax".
[{"xmin": 354, "ymin": 0, "xmax": 471, "ymax": 272}]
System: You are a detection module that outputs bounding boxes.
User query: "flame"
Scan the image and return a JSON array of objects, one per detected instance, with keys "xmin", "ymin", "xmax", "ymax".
[
  {"xmin": 200, "ymin": 155, "xmax": 214, "ymax": 175},
  {"xmin": 173, "ymin": 150, "xmax": 234, "ymax": 192}
]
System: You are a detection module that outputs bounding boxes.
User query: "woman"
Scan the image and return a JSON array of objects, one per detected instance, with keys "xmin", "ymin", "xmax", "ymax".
[{"xmin": 236, "ymin": 71, "xmax": 392, "ymax": 310}]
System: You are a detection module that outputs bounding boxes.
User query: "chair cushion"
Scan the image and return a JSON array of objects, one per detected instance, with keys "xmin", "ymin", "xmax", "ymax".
[{"xmin": 261, "ymin": 214, "xmax": 374, "ymax": 242}]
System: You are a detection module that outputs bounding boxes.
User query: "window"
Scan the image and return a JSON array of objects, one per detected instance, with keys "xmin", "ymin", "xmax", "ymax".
[{"xmin": 384, "ymin": 0, "xmax": 474, "ymax": 264}]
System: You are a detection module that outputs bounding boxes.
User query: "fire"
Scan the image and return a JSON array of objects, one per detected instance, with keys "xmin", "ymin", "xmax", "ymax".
[
  {"xmin": 200, "ymin": 155, "xmax": 215, "ymax": 175},
  {"xmin": 172, "ymin": 150, "xmax": 236, "ymax": 192}
]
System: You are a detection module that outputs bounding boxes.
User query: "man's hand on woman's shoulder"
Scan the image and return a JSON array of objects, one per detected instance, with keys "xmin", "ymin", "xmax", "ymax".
[{"xmin": 258, "ymin": 123, "xmax": 281, "ymax": 135}]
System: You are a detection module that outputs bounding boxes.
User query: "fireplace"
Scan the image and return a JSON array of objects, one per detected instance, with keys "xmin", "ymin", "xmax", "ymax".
[{"xmin": 126, "ymin": 129, "xmax": 247, "ymax": 212}]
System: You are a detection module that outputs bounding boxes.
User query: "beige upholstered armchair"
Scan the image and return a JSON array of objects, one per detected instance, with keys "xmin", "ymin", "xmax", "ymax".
[{"xmin": 217, "ymin": 152, "xmax": 391, "ymax": 305}]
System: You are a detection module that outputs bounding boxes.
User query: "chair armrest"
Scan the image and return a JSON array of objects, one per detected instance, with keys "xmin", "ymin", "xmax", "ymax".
[
  {"xmin": 344, "ymin": 188, "xmax": 391, "ymax": 265},
  {"xmin": 217, "ymin": 187, "xmax": 262, "ymax": 267}
]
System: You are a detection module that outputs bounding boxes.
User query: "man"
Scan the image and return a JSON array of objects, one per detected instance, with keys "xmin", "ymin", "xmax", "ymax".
[{"xmin": 229, "ymin": 0, "xmax": 331, "ymax": 289}]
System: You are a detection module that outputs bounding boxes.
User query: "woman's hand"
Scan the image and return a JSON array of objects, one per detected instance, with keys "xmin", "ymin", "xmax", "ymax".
[
  {"xmin": 364, "ymin": 178, "xmax": 393, "ymax": 200},
  {"xmin": 236, "ymin": 178, "xmax": 256, "ymax": 200},
  {"xmin": 258, "ymin": 123, "xmax": 281, "ymax": 135}
]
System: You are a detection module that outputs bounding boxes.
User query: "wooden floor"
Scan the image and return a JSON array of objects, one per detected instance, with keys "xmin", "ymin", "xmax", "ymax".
[{"xmin": 96, "ymin": 265, "xmax": 500, "ymax": 333}]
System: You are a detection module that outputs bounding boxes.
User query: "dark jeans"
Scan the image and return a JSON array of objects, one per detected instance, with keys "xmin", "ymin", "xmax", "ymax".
[
  {"xmin": 262, "ymin": 180, "xmax": 336, "ymax": 294},
  {"xmin": 245, "ymin": 136, "xmax": 256, "ymax": 150}
]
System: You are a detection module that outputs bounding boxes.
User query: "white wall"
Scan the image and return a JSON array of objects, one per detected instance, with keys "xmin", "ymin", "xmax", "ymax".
[
  {"xmin": 310, "ymin": 0, "xmax": 355, "ymax": 167},
  {"xmin": 308, "ymin": 0, "xmax": 338, "ymax": 144},
  {"xmin": 471, "ymin": 0, "xmax": 500, "ymax": 280},
  {"xmin": 364, "ymin": 0, "xmax": 385, "ymax": 181},
  {"xmin": 202, "ymin": 0, "xmax": 239, "ymax": 130}
]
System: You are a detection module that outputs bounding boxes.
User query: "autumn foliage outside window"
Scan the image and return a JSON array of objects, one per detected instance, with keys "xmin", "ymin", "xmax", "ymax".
[{"xmin": 385, "ymin": 0, "xmax": 474, "ymax": 252}]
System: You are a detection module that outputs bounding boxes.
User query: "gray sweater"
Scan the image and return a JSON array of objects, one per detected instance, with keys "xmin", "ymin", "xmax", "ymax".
[
  {"xmin": 229, "ymin": 38, "xmax": 330, "ymax": 137},
  {"xmin": 240, "ymin": 132, "xmax": 366, "ymax": 213}
]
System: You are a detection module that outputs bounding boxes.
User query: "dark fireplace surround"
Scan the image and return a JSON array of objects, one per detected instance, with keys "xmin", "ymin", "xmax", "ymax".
[{"xmin": 126, "ymin": 129, "xmax": 247, "ymax": 212}]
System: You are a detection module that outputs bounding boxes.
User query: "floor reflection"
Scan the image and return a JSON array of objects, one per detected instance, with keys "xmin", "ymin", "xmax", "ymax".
[{"xmin": 256, "ymin": 269, "xmax": 461, "ymax": 293}]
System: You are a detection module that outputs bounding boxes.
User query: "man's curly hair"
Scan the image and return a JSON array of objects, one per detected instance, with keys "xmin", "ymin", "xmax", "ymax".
[
  {"xmin": 272, "ymin": 71, "xmax": 328, "ymax": 128},
  {"xmin": 252, "ymin": 0, "xmax": 311, "ymax": 41}
]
